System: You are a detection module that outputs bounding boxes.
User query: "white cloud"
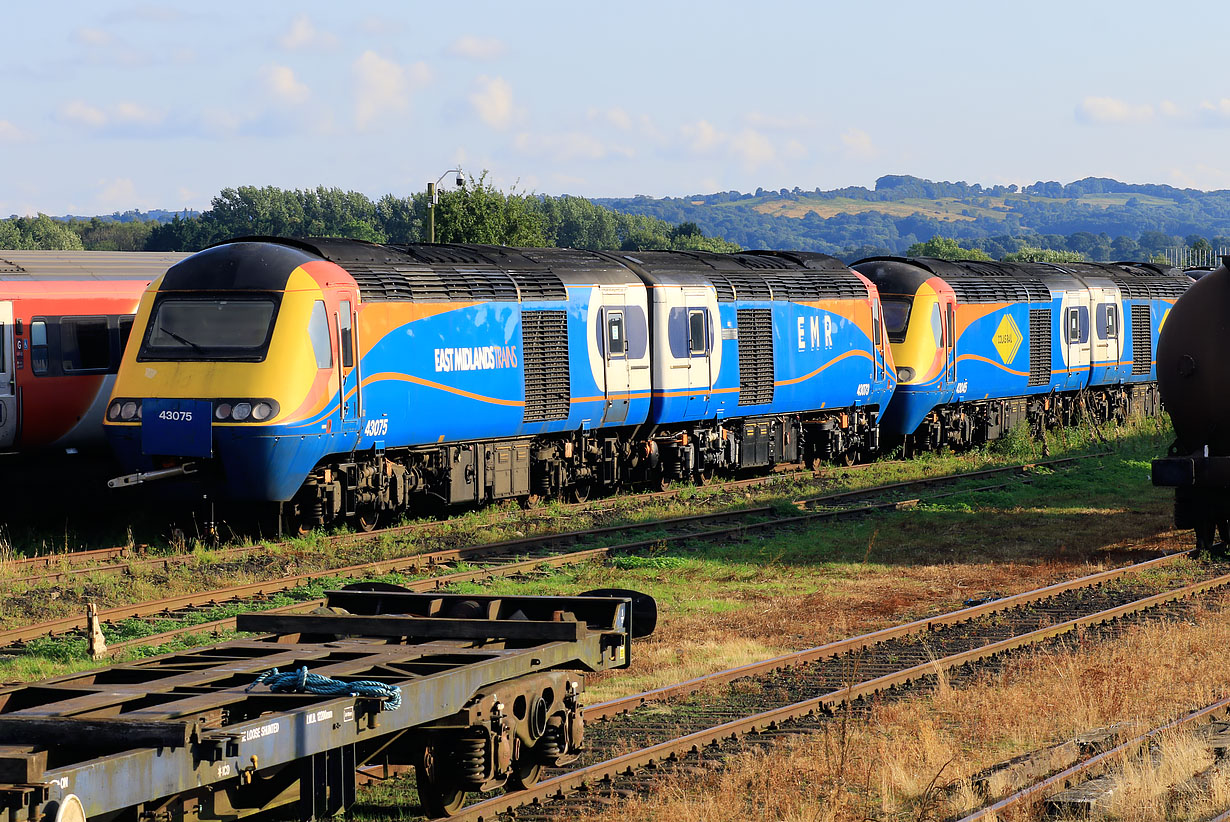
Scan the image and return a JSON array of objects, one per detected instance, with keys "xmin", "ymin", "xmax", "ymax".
[
  {"xmin": 263, "ymin": 65, "xmax": 310, "ymax": 105},
  {"xmin": 279, "ymin": 16, "xmax": 337, "ymax": 50},
  {"xmin": 1076, "ymin": 96, "xmax": 1154, "ymax": 125},
  {"xmin": 59, "ymin": 100, "xmax": 107, "ymax": 129},
  {"xmin": 470, "ymin": 75, "xmax": 516, "ymax": 129},
  {"xmin": 744, "ymin": 112, "xmax": 814, "ymax": 131},
  {"xmin": 841, "ymin": 128, "xmax": 876, "ymax": 160},
  {"xmin": 449, "ymin": 36, "xmax": 506, "ymax": 61},
  {"xmin": 0, "ymin": 120, "xmax": 30, "ymax": 142},
  {"xmin": 114, "ymin": 102, "xmax": 163, "ymax": 126},
  {"xmin": 681, "ymin": 120, "xmax": 723, "ymax": 153},
  {"xmin": 783, "ymin": 138, "xmax": 808, "ymax": 161},
  {"xmin": 94, "ymin": 178, "xmax": 139, "ymax": 212},
  {"xmin": 1198, "ymin": 98, "xmax": 1230, "ymax": 125},
  {"xmin": 729, "ymin": 129, "xmax": 775, "ymax": 169},
  {"xmin": 74, "ymin": 28, "xmax": 113, "ymax": 47},
  {"xmin": 602, "ymin": 107, "xmax": 633, "ymax": 131},
  {"xmin": 352, "ymin": 51, "xmax": 431, "ymax": 131}
]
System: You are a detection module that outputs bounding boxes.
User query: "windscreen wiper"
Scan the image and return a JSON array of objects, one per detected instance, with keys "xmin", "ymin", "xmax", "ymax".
[{"xmin": 157, "ymin": 325, "xmax": 205, "ymax": 354}]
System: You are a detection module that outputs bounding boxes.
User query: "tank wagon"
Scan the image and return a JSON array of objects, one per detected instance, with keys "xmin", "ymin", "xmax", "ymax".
[
  {"xmin": 104, "ymin": 238, "xmax": 895, "ymax": 531},
  {"xmin": 0, "ymin": 587, "xmax": 653, "ymax": 820},
  {"xmin": 852, "ymin": 257, "xmax": 1187, "ymax": 452},
  {"xmin": 1151, "ymin": 256, "xmax": 1230, "ymax": 549},
  {"xmin": 0, "ymin": 250, "xmax": 187, "ymax": 457}
]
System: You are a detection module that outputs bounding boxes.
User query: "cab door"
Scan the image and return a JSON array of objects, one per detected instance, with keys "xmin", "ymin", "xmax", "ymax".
[
  {"xmin": 602, "ymin": 289, "xmax": 630, "ymax": 424},
  {"xmin": 0, "ymin": 302, "xmax": 14, "ymax": 449},
  {"xmin": 1063, "ymin": 291, "xmax": 1092, "ymax": 389},
  {"xmin": 335, "ymin": 295, "xmax": 361, "ymax": 434}
]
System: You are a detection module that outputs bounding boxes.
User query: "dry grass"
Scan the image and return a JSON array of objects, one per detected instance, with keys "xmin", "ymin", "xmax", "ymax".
[{"xmin": 569, "ymin": 594, "xmax": 1230, "ymax": 822}]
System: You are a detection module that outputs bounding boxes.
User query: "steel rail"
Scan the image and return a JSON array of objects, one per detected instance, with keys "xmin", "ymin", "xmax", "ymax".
[
  {"xmin": 3, "ymin": 453, "xmax": 1098, "ymax": 586},
  {"xmin": 957, "ymin": 695, "xmax": 1230, "ymax": 821},
  {"xmin": 0, "ymin": 457, "xmax": 1079, "ymax": 650},
  {"xmin": 448, "ymin": 569, "xmax": 1230, "ymax": 821}
]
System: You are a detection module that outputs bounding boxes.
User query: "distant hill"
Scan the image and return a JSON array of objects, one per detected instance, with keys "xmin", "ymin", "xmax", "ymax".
[
  {"xmin": 592, "ymin": 176, "xmax": 1230, "ymax": 262},
  {"xmin": 52, "ymin": 209, "xmax": 199, "ymax": 224}
]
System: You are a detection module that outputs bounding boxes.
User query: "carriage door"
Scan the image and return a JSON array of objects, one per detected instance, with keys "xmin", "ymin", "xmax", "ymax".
[
  {"xmin": 1064, "ymin": 291, "xmax": 1092, "ymax": 389},
  {"xmin": 602, "ymin": 290, "xmax": 630, "ymax": 424},
  {"xmin": 944, "ymin": 300, "xmax": 957, "ymax": 386},
  {"xmin": 336, "ymin": 295, "xmax": 361, "ymax": 434},
  {"xmin": 685, "ymin": 289, "xmax": 712, "ymax": 418},
  {"xmin": 0, "ymin": 302, "xmax": 14, "ymax": 449}
]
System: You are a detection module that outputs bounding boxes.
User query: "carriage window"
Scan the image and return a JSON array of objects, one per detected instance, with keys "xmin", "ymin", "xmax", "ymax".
[
  {"xmin": 339, "ymin": 301, "xmax": 353, "ymax": 369},
  {"xmin": 118, "ymin": 317, "xmax": 134, "ymax": 356},
  {"xmin": 62, "ymin": 317, "xmax": 110, "ymax": 372},
  {"xmin": 688, "ymin": 310, "xmax": 707, "ymax": 355},
  {"xmin": 606, "ymin": 311, "xmax": 626, "ymax": 359},
  {"xmin": 30, "ymin": 321, "xmax": 48, "ymax": 376},
  {"xmin": 1106, "ymin": 305, "xmax": 1118, "ymax": 338},
  {"xmin": 308, "ymin": 301, "xmax": 332, "ymax": 369}
]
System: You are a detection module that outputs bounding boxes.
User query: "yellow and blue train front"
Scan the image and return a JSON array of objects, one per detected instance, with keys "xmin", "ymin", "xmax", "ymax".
[{"xmin": 105, "ymin": 242, "xmax": 351, "ymax": 501}]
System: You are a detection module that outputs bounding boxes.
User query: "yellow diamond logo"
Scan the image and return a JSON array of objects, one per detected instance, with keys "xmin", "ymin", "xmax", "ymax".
[{"xmin": 993, "ymin": 314, "xmax": 1022, "ymax": 364}]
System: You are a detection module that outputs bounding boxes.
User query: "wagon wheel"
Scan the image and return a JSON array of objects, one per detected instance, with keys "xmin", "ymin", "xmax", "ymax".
[
  {"xmin": 836, "ymin": 447, "xmax": 857, "ymax": 467},
  {"xmin": 693, "ymin": 466, "xmax": 715, "ymax": 486},
  {"xmin": 415, "ymin": 742, "xmax": 467, "ymax": 817}
]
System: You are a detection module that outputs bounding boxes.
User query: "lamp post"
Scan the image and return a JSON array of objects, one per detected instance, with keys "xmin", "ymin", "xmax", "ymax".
[{"xmin": 427, "ymin": 168, "xmax": 465, "ymax": 243}]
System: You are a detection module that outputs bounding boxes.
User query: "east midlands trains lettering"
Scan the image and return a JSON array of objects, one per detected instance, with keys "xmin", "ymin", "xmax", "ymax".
[{"xmin": 433, "ymin": 344, "xmax": 518, "ymax": 373}]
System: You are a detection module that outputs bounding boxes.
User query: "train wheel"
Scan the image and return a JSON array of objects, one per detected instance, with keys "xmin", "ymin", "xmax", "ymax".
[
  {"xmin": 279, "ymin": 506, "xmax": 312, "ymax": 539},
  {"xmin": 415, "ymin": 743, "xmax": 467, "ymax": 817},
  {"xmin": 569, "ymin": 482, "xmax": 591, "ymax": 503},
  {"xmin": 354, "ymin": 505, "xmax": 381, "ymax": 533},
  {"xmin": 508, "ymin": 758, "xmax": 543, "ymax": 790},
  {"xmin": 693, "ymin": 467, "xmax": 714, "ymax": 486}
]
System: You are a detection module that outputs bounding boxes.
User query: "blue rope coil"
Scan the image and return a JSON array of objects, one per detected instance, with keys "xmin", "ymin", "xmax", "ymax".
[{"xmin": 246, "ymin": 666, "xmax": 402, "ymax": 711}]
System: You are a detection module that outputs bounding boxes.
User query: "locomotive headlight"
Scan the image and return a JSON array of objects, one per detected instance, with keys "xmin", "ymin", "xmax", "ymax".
[
  {"xmin": 252, "ymin": 401, "xmax": 273, "ymax": 421},
  {"xmin": 120, "ymin": 401, "xmax": 138, "ymax": 420},
  {"xmin": 215, "ymin": 402, "xmax": 233, "ymax": 420},
  {"xmin": 107, "ymin": 401, "xmax": 122, "ymax": 421},
  {"xmin": 136, "ymin": 404, "xmax": 143, "ymax": 420},
  {"xmin": 232, "ymin": 402, "xmax": 252, "ymax": 421},
  {"xmin": 896, "ymin": 366, "xmax": 916, "ymax": 382}
]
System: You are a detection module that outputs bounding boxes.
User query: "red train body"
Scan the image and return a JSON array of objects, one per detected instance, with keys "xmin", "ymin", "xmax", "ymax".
[{"xmin": 0, "ymin": 251, "xmax": 187, "ymax": 455}]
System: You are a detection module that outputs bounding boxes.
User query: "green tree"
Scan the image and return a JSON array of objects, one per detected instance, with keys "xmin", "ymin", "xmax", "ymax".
[
  {"xmin": 904, "ymin": 235, "xmax": 992, "ymax": 261},
  {"xmin": 1001, "ymin": 246, "xmax": 1087, "ymax": 263}
]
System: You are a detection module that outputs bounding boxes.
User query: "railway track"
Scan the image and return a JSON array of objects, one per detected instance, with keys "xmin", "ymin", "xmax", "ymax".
[
  {"xmin": 0, "ymin": 456, "xmax": 1090, "ymax": 656},
  {"xmin": 2, "ymin": 453, "xmax": 1098, "ymax": 588},
  {"xmin": 421, "ymin": 555, "xmax": 1230, "ymax": 821}
]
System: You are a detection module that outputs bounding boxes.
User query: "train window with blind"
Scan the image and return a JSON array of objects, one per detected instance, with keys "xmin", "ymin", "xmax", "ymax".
[
  {"xmin": 30, "ymin": 321, "xmax": 48, "ymax": 376},
  {"xmin": 61, "ymin": 317, "xmax": 111, "ymax": 372},
  {"xmin": 308, "ymin": 301, "xmax": 332, "ymax": 368},
  {"xmin": 140, "ymin": 294, "xmax": 280, "ymax": 362}
]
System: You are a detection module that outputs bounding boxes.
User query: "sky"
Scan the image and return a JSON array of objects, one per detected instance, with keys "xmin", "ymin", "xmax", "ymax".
[{"xmin": 4, "ymin": 1, "xmax": 1230, "ymax": 217}]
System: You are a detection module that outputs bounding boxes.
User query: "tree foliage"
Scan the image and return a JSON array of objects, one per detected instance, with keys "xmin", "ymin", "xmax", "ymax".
[
  {"xmin": 904, "ymin": 236, "xmax": 992, "ymax": 261},
  {"xmin": 1000, "ymin": 246, "xmax": 1087, "ymax": 263}
]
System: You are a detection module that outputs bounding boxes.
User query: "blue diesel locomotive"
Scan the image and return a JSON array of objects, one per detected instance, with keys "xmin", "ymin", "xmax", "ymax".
[
  {"xmin": 105, "ymin": 239, "xmax": 896, "ymax": 530},
  {"xmin": 852, "ymin": 257, "xmax": 1187, "ymax": 452}
]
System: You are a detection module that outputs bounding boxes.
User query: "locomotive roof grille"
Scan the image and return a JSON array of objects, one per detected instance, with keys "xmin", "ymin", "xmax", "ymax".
[
  {"xmin": 1107, "ymin": 275, "xmax": 1189, "ymax": 300},
  {"xmin": 943, "ymin": 274, "xmax": 1051, "ymax": 303}
]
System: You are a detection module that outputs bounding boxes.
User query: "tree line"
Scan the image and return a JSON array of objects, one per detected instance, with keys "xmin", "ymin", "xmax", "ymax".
[{"xmin": 0, "ymin": 174, "xmax": 740, "ymax": 254}]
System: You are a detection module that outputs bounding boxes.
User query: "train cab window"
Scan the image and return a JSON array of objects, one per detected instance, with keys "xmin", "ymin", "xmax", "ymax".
[
  {"xmin": 930, "ymin": 303, "xmax": 944, "ymax": 348},
  {"xmin": 872, "ymin": 301, "xmax": 883, "ymax": 347},
  {"xmin": 141, "ymin": 295, "xmax": 279, "ymax": 362},
  {"xmin": 606, "ymin": 311, "xmax": 626, "ymax": 359},
  {"xmin": 61, "ymin": 317, "xmax": 111, "ymax": 372},
  {"xmin": 339, "ymin": 301, "xmax": 354, "ymax": 369},
  {"xmin": 687, "ymin": 309, "xmax": 707, "ymax": 355},
  {"xmin": 881, "ymin": 298, "xmax": 911, "ymax": 344},
  {"xmin": 30, "ymin": 320, "xmax": 48, "ymax": 376},
  {"xmin": 308, "ymin": 301, "xmax": 333, "ymax": 369}
]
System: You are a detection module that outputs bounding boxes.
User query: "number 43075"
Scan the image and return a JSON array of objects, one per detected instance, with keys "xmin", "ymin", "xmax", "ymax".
[{"xmin": 159, "ymin": 410, "xmax": 193, "ymax": 422}]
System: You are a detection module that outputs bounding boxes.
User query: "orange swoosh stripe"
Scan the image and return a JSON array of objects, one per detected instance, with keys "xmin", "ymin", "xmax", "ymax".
[{"xmin": 361, "ymin": 371, "xmax": 524, "ymax": 407}]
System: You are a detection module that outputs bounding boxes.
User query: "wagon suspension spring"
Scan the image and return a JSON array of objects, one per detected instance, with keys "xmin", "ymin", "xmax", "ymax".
[{"xmin": 456, "ymin": 733, "xmax": 488, "ymax": 782}]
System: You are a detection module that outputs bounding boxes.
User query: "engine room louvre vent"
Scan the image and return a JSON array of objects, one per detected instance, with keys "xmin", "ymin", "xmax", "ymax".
[
  {"xmin": 505, "ymin": 269, "xmax": 568, "ymax": 301},
  {"xmin": 736, "ymin": 309, "xmax": 775, "ymax": 406},
  {"xmin": 1028, "ymin": 309, "xmax": 1051, "ymax": 387},
  {"xmin": 1108, "ymin": 275, "xmax": 1189, "ymax": 301},
  {"xmin": 344, "ymin": 263, "xmax": 520, "ymax": 303},
  {"xmin": 521, "ymin": 310, "xmax": 570, "ymax": 422},
  {"xmin": 709, "ymin": 272, "xmax": 773, "ymax": 302},
  {"xmin": 945, "ymin": 276, "xmax": 1050, "ymax": 304},
  {"xmin": 1132, "ymin": 304, "xmax": 1152, "ymax": 375}
]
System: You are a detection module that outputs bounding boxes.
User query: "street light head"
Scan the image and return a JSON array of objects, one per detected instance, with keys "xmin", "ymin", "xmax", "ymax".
[{"xmin": 456, "ymin": 173, "xmax": 465, "ymax": 188}]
